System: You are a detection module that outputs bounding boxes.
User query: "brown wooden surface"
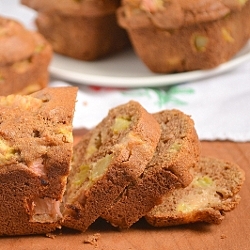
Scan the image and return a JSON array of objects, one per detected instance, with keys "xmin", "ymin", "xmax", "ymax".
[{"xmin": 1, "ymin": 130, "xmax": 250, "ymax": 250}]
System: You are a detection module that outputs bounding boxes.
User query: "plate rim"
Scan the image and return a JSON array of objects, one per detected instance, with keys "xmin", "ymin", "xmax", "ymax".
[{"xmin": 50, "ymin": 40, "xmax": 250, "ymax": 88}]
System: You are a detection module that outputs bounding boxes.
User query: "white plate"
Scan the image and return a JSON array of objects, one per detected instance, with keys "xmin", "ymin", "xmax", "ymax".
[
  {"xmin": 50, "ymin": 40, "xmax": 250, "ymax": 88},
  {"xmin": 1, "ymin": 0, "xmax": 250, "ymax": 88}
]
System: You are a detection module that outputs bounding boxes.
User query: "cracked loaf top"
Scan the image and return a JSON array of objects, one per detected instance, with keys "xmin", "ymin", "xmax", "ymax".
[
  {"xmin": 0, "ymin": 17, "xmax": 51, "ymax": 66},
  {"xmin": 118, "ymin": 0, "xmax": 249, "ymax": 29}
]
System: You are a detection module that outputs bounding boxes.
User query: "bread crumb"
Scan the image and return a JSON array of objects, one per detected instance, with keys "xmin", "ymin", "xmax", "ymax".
[
  {"xmin": 83, "ymin": 233, "xmax": 101, "ymax": 247},
  {"xmin": 220, "ymin": 234, "xmax": 227, "ymax": 239},
  {"xmin": 45, "ymin": 233, "xmax": 56, "ymax": 239}
]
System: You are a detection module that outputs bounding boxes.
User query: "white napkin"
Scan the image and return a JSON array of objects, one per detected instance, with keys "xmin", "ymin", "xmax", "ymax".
[{"xmin": 50, "ymin": 58, "xmax": 250, "ymax": 142}]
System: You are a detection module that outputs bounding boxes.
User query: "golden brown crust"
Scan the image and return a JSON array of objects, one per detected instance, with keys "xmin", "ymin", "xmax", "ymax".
[
  {"xmin": 117, "ymin": 0, "xmax": 250, "ymax": 73},
  {"xmin": 118, "ymin": 0, "xmax": 249, "ymax": 30},
  {"xmin": 0, "ymin": 17, "xmax": 35, "ymax": 65},
  {"xmin": 0, "ymin": 17, "xmax": 52, "ymax": 96},
  {"xmin": 0, "ymin": 87, "xmax": 77, "ymax": 235},
  {"xmin": 145, "ymin": 157, "xmax": 245, "ymax": 227},
  {"xmin": 62, "ymin": 101, "xmax": 161, "ymax": 232},
  {"xmin": 101, "ymin": 109, "xmax": 200, "ymax": 229},
  {"xmin": 21, "ymin": 0, "xmax": 130, "ymax": 61}
]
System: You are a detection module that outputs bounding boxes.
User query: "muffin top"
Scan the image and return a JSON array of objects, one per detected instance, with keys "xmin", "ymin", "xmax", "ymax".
[
  {"xmin": 118, "ymin": 0, "xmax": 249, "ymax": 29},
  {"xmin": 21, "ymin": 0, "xmax": 121, "ymax": 16},
  {"xmin": 0, "ymin": 17, "xmax": 37, "ymax": 66}
]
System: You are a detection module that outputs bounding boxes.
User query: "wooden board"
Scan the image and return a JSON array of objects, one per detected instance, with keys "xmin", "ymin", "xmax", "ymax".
[{"xmin": 1, "ymin": 130, "xmax": 250, "ymax": 250}]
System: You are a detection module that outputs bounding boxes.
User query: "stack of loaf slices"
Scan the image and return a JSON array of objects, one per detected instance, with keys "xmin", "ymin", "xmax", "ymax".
[{"xmin": 0, "ymin": 87, "xmax": 245, "ymax": 235}]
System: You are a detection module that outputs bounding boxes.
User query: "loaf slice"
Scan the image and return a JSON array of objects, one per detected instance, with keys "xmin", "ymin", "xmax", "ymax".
[
  {"xmin": 62, "ymin": 101, "xmax": 161, "ymax": 232},
  {"xmin": 101, "ymin": 109, "xmax": 200, "ymax": 229},
  {"xmin": 145, "ymin": 157, "xmax": 245, "ymax": 227},
  {"xmin": 0, "ymin": 87, "xmax": 77, "ymax": 235}
]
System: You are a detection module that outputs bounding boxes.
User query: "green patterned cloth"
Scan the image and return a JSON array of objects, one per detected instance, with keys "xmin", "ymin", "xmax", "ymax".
[{"xmin": 50, "ymin": 58, "xmax": 250, "ymax": 142}]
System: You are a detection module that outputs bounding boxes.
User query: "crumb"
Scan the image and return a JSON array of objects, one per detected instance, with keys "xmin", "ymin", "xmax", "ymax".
[
  {"xmin": 83, "ymin": 101, "xmax": 88, "ymax": 106},
  {"xmin": 83, "ymin": 233, "xmax": 101, "ymax": 247},
  {"xmin": 45, "ymin": 233, "xmax": 56, "ymax": 239},
  {"xmin": 220, "ymin": 234, "xmax": 227, "ymax": 239}
]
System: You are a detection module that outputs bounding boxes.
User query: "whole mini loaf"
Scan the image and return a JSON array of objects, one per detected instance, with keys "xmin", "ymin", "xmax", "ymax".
[
  {"xmin": 0, "ymin": 16, "xmax": 52, "ymax": 96},
  {"xmin": 21, "ymin": 0, "xmax": 130, "ymax": 61},
  {"xmin": 117, "ymin": 0, "xmax": 250, "ymax": 73}
]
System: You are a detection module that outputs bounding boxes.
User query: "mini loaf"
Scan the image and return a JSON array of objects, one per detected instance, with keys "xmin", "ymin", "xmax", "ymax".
[
  {"xmin": 62, "ymin": 101, "xmax": 161, "ymax": 232},
  {"xmin": 21, "ymin": 0, "xmax": 130, "ymax": 61},
  {"xmin": 0, "ymin": 16, "xmax": 52, "ymax": 96},
  {"xmin": 0, "ymin": 87, "xmax": 77, "ymax": 235},
  {"xmin": 145, "ymin": 156, "xmax": 245, "ymax": 227},
  {"xmin": 102, "ymin": 109, "xmax": 200, "ymax": 229},
  {"xmin": 117, "ymin": 0, "xmax": 250, "ymax": 73}
]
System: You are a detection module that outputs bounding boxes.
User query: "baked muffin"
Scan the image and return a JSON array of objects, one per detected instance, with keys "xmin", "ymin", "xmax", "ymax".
[
  {"xmin": 102, "ymin": 109, "xmax": 200, "ymax": 229},
  {"xmin": 21, "ymin": 0, "xmax": 130, "ymax": 61},
  {"xmin": 117, "ymin": 0, "xmax": 250, "ymax": 73},
  {"xmin": 0, "ymin": 16, "xmax": 52, "ymax": 96},
  {"xmin": 62, "ymin": 101, "xmax": 161, "ymax": 232},
  {"xmin": 145, "ymin": 156, "xmax": 245, "ymax": 227},
  {"xmin": 0, "ymin": 87, "xmax": 77, "ymax": 235}
]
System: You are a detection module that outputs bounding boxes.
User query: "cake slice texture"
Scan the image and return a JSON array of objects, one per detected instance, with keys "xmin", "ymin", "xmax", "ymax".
[
  {"xmin": 62, "ymin": 101, "xmax": 161, "ymax": 232},
  {"xmin": 145, "ymin": 156, "xmax": 245, "ymax": 227},
  {"xmin": 101, "ymin": 109, "xmax": 200, "ymax": 229},
  {"xmin": 0, "ymin": 87, "xmax": 77, "ymax": 235}
]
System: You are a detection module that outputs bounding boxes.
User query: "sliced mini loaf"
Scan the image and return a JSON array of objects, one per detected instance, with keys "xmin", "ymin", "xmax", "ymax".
[
  {"xmin": 62, "ymin": 101, "xmax": 161, "ymax": 232},
  {"xmin": 101, "ymin": 109, "xmax": 200, "ymax": 229},
  {"xmin": 145, "ymin": 156, "xmax": 245, "ymax": 227},
  {"xmin": 0, "ymin": 87, "xmax": 77, "ymax": 235}
]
